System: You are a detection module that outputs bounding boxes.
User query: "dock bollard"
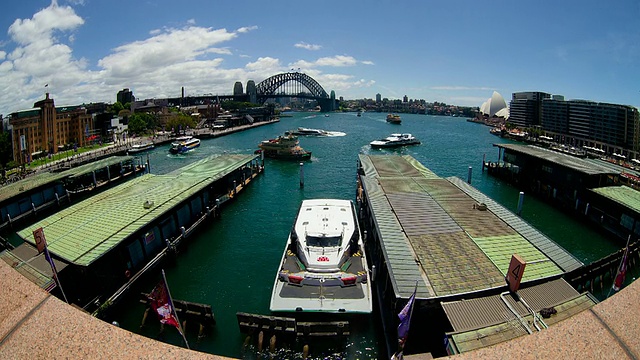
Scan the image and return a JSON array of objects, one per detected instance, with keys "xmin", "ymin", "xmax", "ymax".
[
  {"xmin": 299, "ymin": 162, "xmax": 304, "ymax": 188},
  {"xmin": 467, "ymin": 166, "xmax": 472, "ymax": 184},
  {"xmin": 482, "ymin": 154, "xmax": 486, "ymax": 172},
  {"xmin": 516, "ymin": 191, "xmax": 524, "ymax": 215}
]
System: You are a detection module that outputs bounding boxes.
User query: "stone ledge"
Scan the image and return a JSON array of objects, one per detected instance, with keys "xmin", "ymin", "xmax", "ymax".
[{"xmin": 0, "ymin": 261, "xmax": 231, "ymax": 359}]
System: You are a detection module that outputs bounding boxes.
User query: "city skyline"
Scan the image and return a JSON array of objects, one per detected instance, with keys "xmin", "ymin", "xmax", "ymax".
[{"xmin": 1, "ymin": 0, "xmax": 639, "ymax": 115}]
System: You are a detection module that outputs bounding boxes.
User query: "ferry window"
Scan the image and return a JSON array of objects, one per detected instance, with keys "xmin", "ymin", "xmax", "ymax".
[{"xmin": 306, "ymin": 235, "xmax": 341, "ymax": 247}]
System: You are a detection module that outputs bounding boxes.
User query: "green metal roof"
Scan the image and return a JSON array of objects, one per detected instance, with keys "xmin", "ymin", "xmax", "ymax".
[
  {"xmin": 590, "ymin": 185, "xmax": 640, "ymax": 214},
  {"xmin": 0, "ymin": 172, "xmax": 67, "ymax": 203},
  {"xmin": 496, "ymin": 143, "xmax": 617, "ymax": 176},
  {"xmin": 60, "ymin": 156, "xmax": 134, "ymax": 179},
  {"xmin": 358, "ymin": 154, "xmax": 578, "ymax": 300},
  {"xmin": 16, "ymin": 154, "xmax": 257, "ymax": 267},
  {"xmin": 0, "ymin": 156, "xmax": 135, "ymax": 204}
]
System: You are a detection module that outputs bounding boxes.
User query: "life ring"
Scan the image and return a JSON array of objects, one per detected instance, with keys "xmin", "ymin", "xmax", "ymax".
[{"xmin": 125, "ymin": 270, "xmax": 131, "ymax": 278}]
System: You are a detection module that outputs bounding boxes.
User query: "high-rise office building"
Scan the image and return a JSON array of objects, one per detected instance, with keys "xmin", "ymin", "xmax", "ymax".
[
  {"xmin": 117, "ymin": 88, "xmax": 135, "ymax": 105},
  {"xmin": 509, "ymin": 92, "xmax": 551, "ymax": 128}
]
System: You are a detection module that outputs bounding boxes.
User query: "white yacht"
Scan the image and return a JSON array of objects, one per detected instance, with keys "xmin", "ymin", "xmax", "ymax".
[
  {"xmin": 370, "ymin": 133, "xmax": 421, "ymax": 148},
  {"xmin": 269, "ymin": 199, "xmax": 372, "ymax": 314},
  {"xmin": 285, "ymin": 127, "xmax": 328, "ymax": 136}
]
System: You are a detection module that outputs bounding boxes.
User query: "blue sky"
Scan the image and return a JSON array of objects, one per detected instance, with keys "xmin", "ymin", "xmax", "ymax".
[{"xmin": 1, "ymin": 0, "xmax": 639, "ymax": 115}]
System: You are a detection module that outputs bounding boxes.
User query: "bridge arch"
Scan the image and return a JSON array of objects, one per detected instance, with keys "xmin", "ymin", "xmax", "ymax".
[{"xmin": 256, "ymin": 72, "xmax": 329, "ymax": 99}]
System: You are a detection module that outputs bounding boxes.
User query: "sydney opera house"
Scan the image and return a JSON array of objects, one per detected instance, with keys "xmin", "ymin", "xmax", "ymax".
[{"xmin": 480, "ymin": 91, "xmax": 509, "ymax": 119}]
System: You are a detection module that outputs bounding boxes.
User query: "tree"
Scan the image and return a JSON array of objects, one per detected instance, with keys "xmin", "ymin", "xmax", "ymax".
[
  {"xmin": 112, "ymin": 101, "xmax": 124, "ymax": 115},
  {"xmin": 0, "ymin": 132, "xmax": 12, "ymax": 168},
  {"xmin": 166, "ymin": 113, "xmax": 196, "ymax": 133},
  {"xmin": 128, "ymin": 115, "xmax": 147, "ymax": 136}
]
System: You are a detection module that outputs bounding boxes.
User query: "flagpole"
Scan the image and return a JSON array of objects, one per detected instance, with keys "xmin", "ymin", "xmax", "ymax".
[
  {"xmin": 162, "ymin": 269, "xmax": 190, "ymax": 349},
  {"xmin": 45, "ymin": 244, "xmax": 69, "ymax": 304},
  {"xmin": 395, "ymin": 280, "xmax": 418, "ymax": 359}
]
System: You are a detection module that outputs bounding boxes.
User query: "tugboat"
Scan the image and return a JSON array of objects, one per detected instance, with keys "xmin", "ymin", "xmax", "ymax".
[
  {"xmin": 256, "ymin": 134, "xmax": 311, "ymax": 160},
  {"xmin": 269, "ymin": 199, "xmax": 372, "ymax": 314}
]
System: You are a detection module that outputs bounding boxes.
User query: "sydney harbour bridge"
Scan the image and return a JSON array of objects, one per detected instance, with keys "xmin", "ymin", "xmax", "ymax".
[{"xmin": 167, "ymin": 72, "xmax": 338, "ymax": 112}]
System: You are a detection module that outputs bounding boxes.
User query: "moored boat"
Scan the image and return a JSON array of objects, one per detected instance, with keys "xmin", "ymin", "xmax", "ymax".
[
  {"xmin": 386, "ymin": 113, "xmax": 401, "ymax": 124},
  {"xmin": 269, "ymin": 199, "xmax": 372, "ymax": 314},
  {"xmin": 169, "ymin": 136, "xmax": 200, "ymax": 154},
  {"xmin": 257, "ymin": 134, "xmax": 311, "ymax": 160},
  {"xmin": 128, "ymin": 142, "xmax": 155, "ymax": 154},
  {"xmin": 370, "ymin": 133, "xmax": 421, "ymax": 148}
]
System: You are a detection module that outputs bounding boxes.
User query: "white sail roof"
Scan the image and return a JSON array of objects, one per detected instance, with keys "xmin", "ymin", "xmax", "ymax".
[{"xmin": 480, "ymin": 91, "xmax": 509, "ymax": 118}]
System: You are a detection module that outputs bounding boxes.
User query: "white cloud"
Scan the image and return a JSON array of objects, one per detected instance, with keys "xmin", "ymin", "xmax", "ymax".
[
  {"xmin": 290, "ymin": 55, "xmax": 358, "ymax": 70},
  {"xmin": 237, "ymin": 26, "xmax": 258, "ymax": 33},
  {"xmin": 294, "ymin": 42, "xmax": 321, "ymax": 51},
  {"xmin": 98, "ymin": 26, "xmax": 236, "ymax": 79},
  {"xmin": 361, "ymin": 60, "xmax": 374, "ymax": 65},
  {"xmin": 245, "ymin": 57, "xmax": 282, "ymax": 75},
  {"xmin": 0, "ymin": 1, "xmax": 88, "ymax": 112},
  {"xmin": 0, "ymin": 2, "xmax": 371, "ymax": 114},
  {"xmin": 187, "ymin": 19, "xmax": 196, "ymax": 25},
  {"xmin": 8, "ymin": 1, "xmax": 83, "ymax": 45}
]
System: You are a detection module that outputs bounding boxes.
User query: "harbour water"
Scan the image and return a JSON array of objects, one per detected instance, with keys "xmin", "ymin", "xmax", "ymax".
[{"xmin": 108, "ymin": 112, "xmax": 621, "ymax": 359}]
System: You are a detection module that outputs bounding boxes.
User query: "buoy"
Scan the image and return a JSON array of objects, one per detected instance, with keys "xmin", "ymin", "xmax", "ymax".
[
  {"xmin": 299, "ymin": 162, "xmax": 304, "ymax": 188},
  {"xmin": 517, "ymin": 191, "xmax": 524, "ymax": 216}
]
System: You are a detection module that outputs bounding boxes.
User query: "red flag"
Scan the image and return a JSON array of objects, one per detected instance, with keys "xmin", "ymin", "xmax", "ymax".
[
  {"xmin": 148, "ymin": 279, "xmax": 181, "ymax": 332},
  {"xmin": 612, "ymin": 242, "xmax": 629, "ymax": 292}
]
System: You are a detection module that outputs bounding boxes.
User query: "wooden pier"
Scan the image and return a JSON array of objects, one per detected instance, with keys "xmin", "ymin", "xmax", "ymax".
[{"xmin": 236, "ymin": 312, "xmax": 350, "ymax": 339}]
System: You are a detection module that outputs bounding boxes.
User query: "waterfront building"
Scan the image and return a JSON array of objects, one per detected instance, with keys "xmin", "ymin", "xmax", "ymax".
[
  {"xmin": 541, "ymin": 95, "xmax": 569, "ymax": 135},
  {"xmin": 512, "ymin": 91, "xmax": 640, "ymax": 155},
  {"xmin": 376, "ymin": 93, "xmax": 381, "ymax": 103},
  {"xmin": 508, "ymin": 91, "xmax": 551, "ymax": 128},
  {"xmin": 9, "ymin": 93, "xmax": 94, "ymax": 164}
]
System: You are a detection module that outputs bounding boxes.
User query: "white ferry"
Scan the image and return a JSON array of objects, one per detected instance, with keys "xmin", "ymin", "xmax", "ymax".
[
  {"xmin": 269, "ymin": 199, "xmax": 372, "ymax": 314},
  {"xmin": 169, "ymin": 136, "xmax": 200, "ymax": 154},
  {"xmin": 127, "ymin": 142, "xmax": 155, "ymax": 154}
]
